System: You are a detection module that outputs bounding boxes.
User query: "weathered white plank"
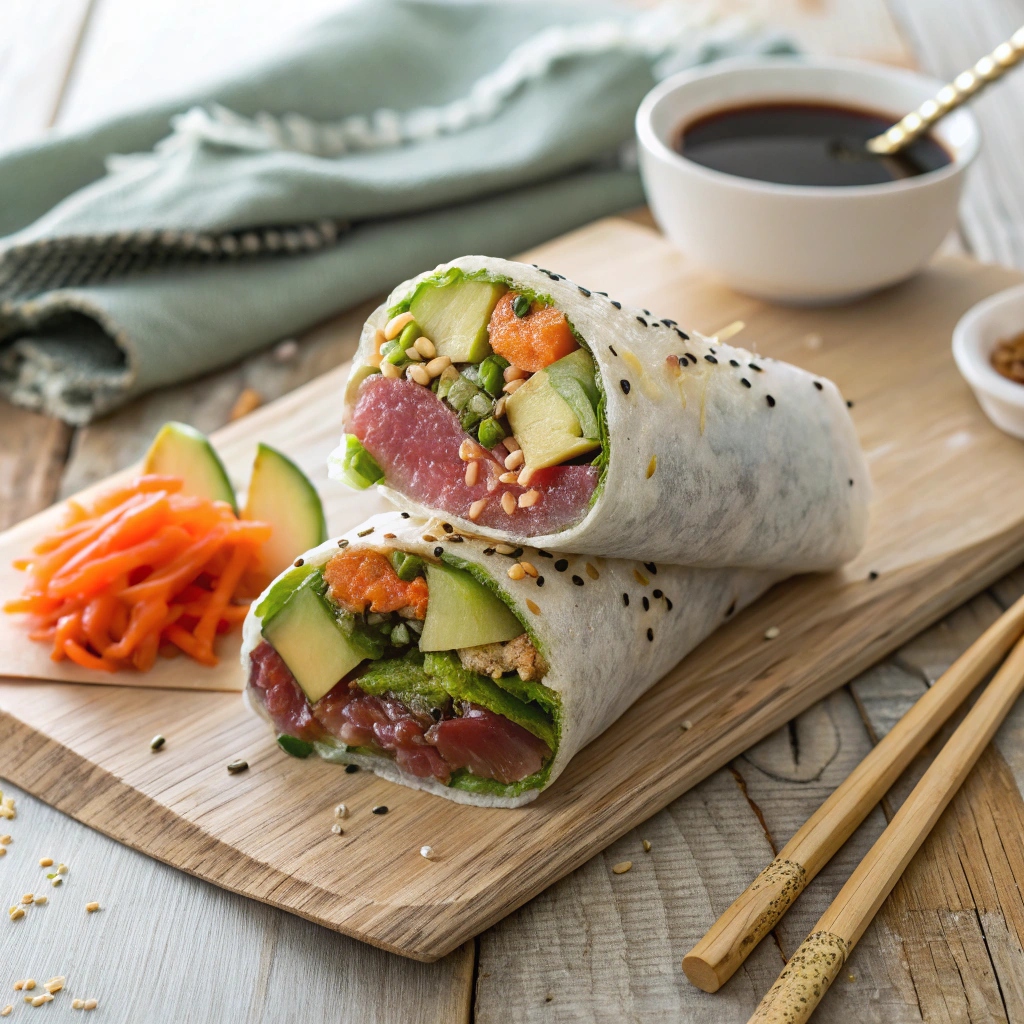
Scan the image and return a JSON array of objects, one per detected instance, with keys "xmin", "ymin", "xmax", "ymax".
[{"xmin": 0, "ymin": 780, "xmax": 473, "ymax": 1024}]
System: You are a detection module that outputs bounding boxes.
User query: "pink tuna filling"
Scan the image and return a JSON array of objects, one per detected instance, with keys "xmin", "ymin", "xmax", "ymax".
[
  {"xmin": 249, "ymin": 642, "xmax": 551, "ymax": 786},
  {"xmin": 349, "ymin": 376, "xmax": 599, "ymax": 534}
]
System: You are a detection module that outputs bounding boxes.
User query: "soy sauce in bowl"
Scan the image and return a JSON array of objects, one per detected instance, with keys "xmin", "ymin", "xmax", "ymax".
[{"xmin": 677, "ymin": 102, "xmax": 951, "ymax": 187}]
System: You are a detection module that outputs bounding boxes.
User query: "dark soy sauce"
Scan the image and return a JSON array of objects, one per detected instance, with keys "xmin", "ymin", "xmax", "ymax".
[{"xmin": 677, "ymin": 102, "xmax": 952, "ymax": 187}]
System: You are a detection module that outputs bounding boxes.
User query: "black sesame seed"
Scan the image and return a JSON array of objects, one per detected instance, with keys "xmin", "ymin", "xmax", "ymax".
[
  {"xmin": 622, "ymin": 593, "xmax": 630, "ymax": 607},
  {"xmin": 537, "ymin": 576, "xmax": 545, "ymax": 587},
  {"xmin": 653, "ymin": 589, "xmax": 663, "ymax": 598},
  {"xmin": 636, "ymin": 316, "xmax": 647, "ymax": 326},
  {"xmin": 678, "ymin": 355, "xmax": 689, "ymax": 366},
  {"xmin": 868, "ymin": 570, "xmax": 879, "ymax": 580},
  {"xmin": 442, "ymin": 523, "xmax": 453, "ymax": 534},
  {"xmin": 813, "ymin": 381, "xmax": 823, "ymax": 391},
  {"xmin": 661, "ymin": 319, "xmax": 675, "ymax": 327},
  {"xmin": 512, "ymin": 547, "xmax": 524, "ymax": 558},
  {"xmin": 749, "ymin": 363, "xmax": 762, "ymax": 372},
  {"xmin": 642, "ymin": 596, "xmax": 650, "ymax": 611},
  {"xmin": 293, "ymin": 557, "xmax": 304, "ymax": 567},
  {"xmin": 620, "ymin": 379, "xmax": 631, "ymax": 394},
  {"xmin": 595, "ymin": 291, "xmax": 608, "ymax": 296},
  {"xmin": 685, "ymin": 352, "xmax": 697, "ymax": 363},
  {"xmin": 434, "ymin": 546, "xmax": 444, "ymax": 557},
  {"xmin": 676, "ymin": 329, "xmax": 690, "ymax": 340},
  {"xmin": 578, "ymin": 286, "xmax": 591, "ymax": 297},
  {"xmin": 643, "ymin": 309, "xmax": 652, "ymax": 316},
  {"xmin": 571, "ymin": 575, "xmax": 584, "ymax": 586},
  {"xmin": 646, "ymin": 628, "xmax": 654, "ymax": 641},
  {"xmin": 345, "ymin": 764, "xmax": 360, "ymax": 774},
  {"xmin": 709, "ymin": 347, "xmax": 716, "ymax": 354},
  {"xmin": 400, "ymin": 512, "xmax": 410, "ymax": 519},
  {"xmin": 665, "ymin": 597, "xmax": 673, "ymax": 611},
  {"xmin": 644, "ymin": 562, "xmax": 658, "ymax": 575},
  {"xmin": 537, "ymin": 550, "xmax": 553, "ymax": 558},
  {"xmin": 705, "ymin": 355, "xmax": 718, "ymax": 364},
  {"xmin": 726, "ymin": 600, "xmax": 736, "ymax": 617},
  {"xmin": 609, "ymin": 345, "xmax": 618, "ymax": 356},
  {"xmin": 449, "ymin": 535, "xmax": 463, "ymax": 543},
  {"xmin": 848, "ymin": 478, "xmax": 854, "ymax": 486},
  {"xmin": 611, "ymin": 300, "xmax": 621, "ymax": 309},
  {"xmin": 554, "ymin": 559, "xmax": 569, "ymax": 572},
  {"xmin": 847, "ymin": 400, "xmax": 854, "ymax": 408},
  {"xmin": 729, "ymin": 359, "xmax": 740, "ymax": 367},
  {"xmin": 741, "ymin": 378, "xmax": 751, "ymax": 388},
  {"xmin": 766, "ymin": 395, "xmax": 776, "ymax": 407},
  {"xmin": 372, "ymin": 805, "xmax": 388, "ymax": 815},
  {"xmin": 338, "ymin": 538, "xmax": 349, "ymax": 548},
  {"xmin": 483, "ymin": 547, "xmax": 495, "ymax": 555}
]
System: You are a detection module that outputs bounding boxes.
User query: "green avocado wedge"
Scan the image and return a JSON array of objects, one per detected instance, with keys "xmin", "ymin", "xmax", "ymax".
[
  {"xmin": 418, "ymin": 562, "xmax": 523, "ymax": 652},
  {"xmin": 242, "ymin": 443, "xmax": 327, "ymax": 579},
  {"xmin": 143, "ymin": 422, "xmax": 237, "ymax": 510},
  {"xmin": 409, "ymin": 278, "xmax": 505, "ymax": 363}
]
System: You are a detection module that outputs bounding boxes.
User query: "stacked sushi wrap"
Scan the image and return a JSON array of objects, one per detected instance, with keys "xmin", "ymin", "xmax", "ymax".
[
  {"xmin": 331, "ymin": 257, "xmax": 870, "ymax": 572},
  {"xmin": 243, "ymin": 511, "xmax": 780, "ymax": 807}
]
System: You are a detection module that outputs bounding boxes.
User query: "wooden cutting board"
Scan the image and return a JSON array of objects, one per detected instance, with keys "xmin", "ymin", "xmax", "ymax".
[{"xmin": 2, "ymin": 217, "xmax": 1024, "ymax": 962}]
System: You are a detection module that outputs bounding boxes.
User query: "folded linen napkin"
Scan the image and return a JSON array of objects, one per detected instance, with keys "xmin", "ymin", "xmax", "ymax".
[{"xmin": 0, "ymin": 0, "xmax": 790, "ymax": 424}]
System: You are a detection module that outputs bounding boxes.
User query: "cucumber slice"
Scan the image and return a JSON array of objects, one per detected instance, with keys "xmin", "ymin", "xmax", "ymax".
[
  {"xmin": 504, "ymin": 371, "xmax": 600, "ymax": 471},
  {"xmin": 409, "ymin": 279, "xmax": 505, "ymax": 363},
  {"xmin": 418, "ymin": 562, "xmax": 523, "ymax": 652},
  {"xmin": 143, "ymin": 422, "xmax": 236, "ymax": 510},
  {"xmin": 242, "ymin": 443, "xmax": 327, "ymax": 579},
  {"xmin": 262, "ymin": 575, "xmax": 367, "ymax": 704},
  {"xmin": 546, "ymin": 349, "xmax": 601, "ymax": 440}
]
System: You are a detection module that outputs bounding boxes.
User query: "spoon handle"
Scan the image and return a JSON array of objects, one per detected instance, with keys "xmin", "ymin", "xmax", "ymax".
[{"xmin": 867, "ymin": 25, "xmax": 1024, "ymax": 155}]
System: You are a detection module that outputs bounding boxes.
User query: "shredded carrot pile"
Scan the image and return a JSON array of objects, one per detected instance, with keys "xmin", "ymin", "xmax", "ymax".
[{"xmin": 4, "ymin": 475, "xmax": 271, "ymax": 673}]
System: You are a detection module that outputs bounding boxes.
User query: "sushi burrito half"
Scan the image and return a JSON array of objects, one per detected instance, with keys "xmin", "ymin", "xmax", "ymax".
[
  {"xmin": 242, "ymin": 511, "xmax": 780, "ymax": 808},
  {"xmin": 330, "ymin": 256, "xmax": 870, "ymax": 572}
]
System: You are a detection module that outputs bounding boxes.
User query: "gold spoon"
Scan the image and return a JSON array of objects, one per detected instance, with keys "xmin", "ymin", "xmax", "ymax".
[{"xmin": 867, "ymin": 25, "xmax": 1024, "ymax": 155}]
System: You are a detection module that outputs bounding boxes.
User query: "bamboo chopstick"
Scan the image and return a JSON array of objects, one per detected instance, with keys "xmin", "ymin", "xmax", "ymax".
[
  {"xmin": 747, "ymin": 630, "xmax": 1024, "ymax": 1024},
  {"xmin": 683, "ymin": 591, "xmax": 1024, "ymax": 993}
]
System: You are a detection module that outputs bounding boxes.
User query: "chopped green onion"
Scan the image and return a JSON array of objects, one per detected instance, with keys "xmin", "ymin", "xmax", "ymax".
[
  {"xmin": 389, "ymin": 550, "xmax": 426, "ymax": 581},
  {"xmin": 478, "ymin": 354, "xmax": 510, "ymax": 397},
  {"xmin": 477, "ymin": 416, "xmax": 506, "ymax": 448},
  {"xmin": 383, "ymin": 321, "xmax": 420, "ymax": 365},
  {"xmin": 512, "ymin": 294, "xmax": 532, "ymax": 318},
  {"xmin": 277, "ymin": 735, "xmax": 313, "ymax": 758},
  {"xmin": 335, "ymin": 435, "xmax": 384, "ymax": 490},
  {"xmin": 390, "ymin": 622, "xmax": 411, "ymax": 646}
]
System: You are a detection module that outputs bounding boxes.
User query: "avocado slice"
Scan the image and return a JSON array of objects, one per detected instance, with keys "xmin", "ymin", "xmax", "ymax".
[
  {"xmin": 418, "ymin": 562, "xmax": 523, "ymax": 652},
  {"xmin": 504, "ymin": 371, "xmax": 601, "ymax": 472},
  {"xmin": 409, "ymin": 279, "xmax": 505, "ymax": 363},
  {"xmin": 143, "ymin": 422, "xmax": 237, "ymax": 510},
  {"xmin": 242, "ymin": 443, "xmax": 327, "ymax": 580},
  {"xmin": 545, "ymin": 349, "xmax": 601, "ymax": 440},
  {"xmin": 262, "ymin": 575, "xmax": 366, "ymax": 704}
]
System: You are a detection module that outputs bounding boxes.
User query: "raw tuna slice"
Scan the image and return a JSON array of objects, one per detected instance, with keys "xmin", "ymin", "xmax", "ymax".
[
  {"xmin": 350, "ymin": 376, "xmax": 598, "ymax": 534},
  {"xmin": 249, "ymin": 643, "xmax": 326, "ymax": 743},
  {"xmin": 426, "ymin": 703, "xmax": 551, "ymax": 785}
]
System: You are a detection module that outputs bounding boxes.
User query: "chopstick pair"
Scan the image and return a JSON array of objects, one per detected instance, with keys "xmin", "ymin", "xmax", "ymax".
[{"xmin": 682, "ymin": 591, "xmax": 1024, "ymax": 1024}]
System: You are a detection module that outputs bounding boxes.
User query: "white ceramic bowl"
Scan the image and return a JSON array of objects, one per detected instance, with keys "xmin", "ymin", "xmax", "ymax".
[
  {"xmin": 636, "ymin": 56, "xmax": 981, "ymax": 304},
  {"xmin": 953, "ymin": 284, "xmax": 1024, "ymax": 440}
]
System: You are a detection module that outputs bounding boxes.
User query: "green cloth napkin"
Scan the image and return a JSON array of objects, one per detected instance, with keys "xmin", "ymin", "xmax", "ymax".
[{"xmin": 0, "ymin": 0, "xmax": 790, "ymax": 423}]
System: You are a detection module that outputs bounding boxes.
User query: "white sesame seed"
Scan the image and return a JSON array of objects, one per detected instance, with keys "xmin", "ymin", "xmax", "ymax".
[
  {"xmin": 273, "ymin": 338, "xmax": 299, "ymax": 362},
  {"xmin": 469, "ymin": 498, "xmax": 488, "ymax": 521},
  {"xmin": 504, "ymin": 450, "xmax": 525, "ymax": 471},
  {"xmin": 31, "ymin": 993, "xmax": 52, "ymax": 1006},
  {"xmin": 413, "ymin": 336, "xmax": 436, "ymax": 359},
  {"xmin": 494, "ymin": 396, "xmax": 507, "ymax": 418},
  {"xmin": 507, "ymin": 564, "xmax": 526, "ymax": 581},
  {"xmin": 464, "ymin": 461, "xmax": 480, "ymax": 487},
  {"xmin": 517, "ymin": 466, "xmax": 537, "ymax": 487},
  {"xmin": 39, "ymin": 857, "xmax": 52, "ymax": 867},
  {"xmin": 498, "ymin": 471, "xmax": 519, "ymax": 485},
  {"xmin": 380, "ymin": 360, "xmax": 402, "ymax": 379},
  {"xmin": 86, "ymin": 901, "xmax": 100, "ymax": 913},
  {"xmin": 425, "ymin": 355, "xmax": 451, "ymax": 378},
  {"xmin": 0, "ymin": 835, "xmax": 10, "ymax": 845},
  {"xmin": 404, "ymin": 347, "xmax": 422, "ymax": 361},
  {"xmin": 458, "ymin": 440, "xmax": 477, "ymax": 461},
  {"xmin": 384, "ymin": 311, "xmax": 414, "ymax": 340},
  {"xmin": 51, "ymin": 879, "xmax": 61, "ymax": 888},
  {"xmin": 22, "ymin": 982, "xmax": 34, "ymax": 992},
  {"xmin": 32, "ymin": 896, "xmax": 46, "ymax": 906},
  {"xmin": 681, "ymin": 720, "xmax": 693, "ymax": 730},
  {"xmin": 764, "ymin": 626, "xmax": 781, "ymax": 640},
  {"xmin": 8, "ymin": 908, "xmax": 24, "ymax": 921},
  {"xmin": 519, "ymin": 561, "xmax": 539, "ymax": 578},
  {"xmin": 420, "ymin": 846, "xmax": 435, "ymax": 860},
  {"xmin": 44, "ymin": 978, "xmax": 64, "ymax": 995},
  {"xmin": 642, "ymin": 839, "xmax": 652, "ymax": 853},
  {"xmin": 503, "ymin": 365, "xmax": 527, "ymax": 382},
  {"xmin": 57, "ymin": 863, "xmax": 68, "ymax": 874},
  {"xmin": 373, "ymin": 329, "xmax": 387, "ymax": 353},
  {"xmin": 331, "ymin": 824, "xmax": 343, "ymax": 835},
  {"xmin": 612, "ymin": 861, "xmax": 632, "ymax": 874},
  {"xmin": 72, "ymin": 1000, "xmax": 84, "ymax": 1010},
  {"xmin": 13, "ymin": 982, "xmax": 23, "ymax": 992},
  {"xmin": 20, "ymin": 894, "xmax": 33, "ymax": 905},
  {"xmin": 494, "ymin": 543, "xmax": 516, "ymax": 555},
  {"xmin": 407, "ymin": 364, "xmax": 431, "ymax": 386},
  {"xmin": 0, "ymin": 848, "xmax": 6, "ymax": 857},
  {"xmin": 502, "ymin": 378, "xmax": 525, "ymax": 395},
  {"xmin": 518, "ymin": 490, "xmax": 540, "ymax": 509},
  {"xmin": 0, "ymin": 1005, "xmax": 10, "ymax": 1016},
  {"xmin": 503, "ymin": 436, "xmax": 520, "ymax": 453},
  {"xmin": 84, "ymin": 999, "xmax": 98, "ymax": 1011},
  {"xmin": 334, "ymin": 803, "xmax": 349, "ymax": 819},
  {"xmin": 501, "ymin": 493, "xmax": 516, "ymax": 516}
]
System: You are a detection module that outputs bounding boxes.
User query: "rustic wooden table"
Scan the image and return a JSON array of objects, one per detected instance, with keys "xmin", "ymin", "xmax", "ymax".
[{"xmin": 3, "ymin": 1, "xmax": 1024, "ymax": 1021}]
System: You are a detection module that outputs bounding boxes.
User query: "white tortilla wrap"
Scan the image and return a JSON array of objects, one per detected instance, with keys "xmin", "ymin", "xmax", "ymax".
[
  {"xmin": 338, "ymin": 256, "xmax": 870, "ymax": 572},
  {"xmin": 242, "ymin": 511, "xmax": 780, "ymax": 808}
]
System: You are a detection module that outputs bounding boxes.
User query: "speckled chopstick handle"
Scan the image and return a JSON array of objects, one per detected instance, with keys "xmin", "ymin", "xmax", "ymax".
[
  {"xmin": 683, "ymin": 857, "xmax": 808, "ymax": 993},
  {"xmin": 747, "ymin": 931, "xmax": 849, "ymax": 1024}
]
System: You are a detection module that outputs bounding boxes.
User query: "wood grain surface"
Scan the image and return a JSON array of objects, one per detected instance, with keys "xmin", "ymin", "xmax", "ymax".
[{"xmin": 3, "ymin": 217, "xmax": 1024, "ymax": 963}]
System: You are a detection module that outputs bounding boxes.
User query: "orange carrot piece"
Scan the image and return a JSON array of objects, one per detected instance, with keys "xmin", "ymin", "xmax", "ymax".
[
  {"xmin": 487, "ymin": 291, "xmax": 578, "ymax": 371},
  {"xmin": 163, "ymin": 624, "xmax": 218, "ymax": 666},
  {"xmin": 132, "ymin": 631, "xmax": 159, "ymax": 672},
  {"xmin": 194, "ymin": 546, "xmax": 251, "ymax": 650},
  {"xmin": 88, "ymin": 475, "xmax": 182, "ymax": 515},
  {"xmin": 119, "ymin": 527, "xmax": 230, "ymax": 603},
  {"xmin": 51, "ymin": 612, "xmax": 82, "ymax": 662},
  {"xmin": 104, "ymin": 600, "xmax": 168, "ymax": 660},
  {"xmin": 64, "ymin": 639, "xmax": 117, "ymax": 673},
  {"xmin": 82, "ymin": 594, "xmax": 118, "ymax": 654}
]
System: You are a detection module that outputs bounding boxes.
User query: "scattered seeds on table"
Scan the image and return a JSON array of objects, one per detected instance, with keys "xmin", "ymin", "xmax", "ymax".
[
  {"xmin": 227, "ymin": 759, "xmax": 249, "ymax": 775},
  {"xmin": 84, "ymin": 999, "xmax": 98, "ymax": 1011},
  {"xmin": 20, "ymin": 894, "xmax": 33, "ymax": 905},
  {"xmin": 31, "ymin": 993, "xmax": 53, "ymax": 1006},
  {"xmin": 642, "ymin": 840, "xmax": 652, "ymax": 853},
  {"xmin": 150, "ymin": 735, "xmax": 166, "ymax": 751},
  {"xmin": 72, "ymin": 1000, "xmax": 84, "ymax": 1011},
  {"xmin": 8, "ymin": 908, "xmax": 24, "ymax": 921},
  {"xmin": 57, "ymin": 864, "xmax": 68, "ymax": 875},
  {"xmin": 334, "ymin": 803, "xmax": 349, "ymax": 819},
  {"xmin": 420, "ymin": 846, "xmax": 435, "ymax": 860},
  {"xmin": 86, "ymin": 901, "xmax": 100, "ymax": 913},
  {"xmin": 372, "ymin": 806, "xmax": 388, "ymax": 816},
  {"xmin": 33, "ymin": 895, "xmax": 47, "ymax": 905},
  {"xmin": 681, "ymin": 720, "xmax": 692, "ymax": 731},
  {"xmin": 44, "ymin": 978, "xmax": 64, "ymax": 995},
  {"xmin": 764, "ymin": 626, "xmax": 781, "ymax": 640},
  {"xmin": 330, "ymin": 824, "xmax": 343, "ymax": 836},
  {"xmin": 612, "ymin": 861, "xmax": 633, "ymax": 875}
]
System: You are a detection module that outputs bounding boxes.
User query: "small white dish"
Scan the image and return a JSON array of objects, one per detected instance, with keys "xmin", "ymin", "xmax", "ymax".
[
  {"xmin": 635, "ymin": 56, "xmax": 981, "ymax": 304},
  {"xmin": 953, "ymin": 284, "xmax": 1024, "ymax": 440}
]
